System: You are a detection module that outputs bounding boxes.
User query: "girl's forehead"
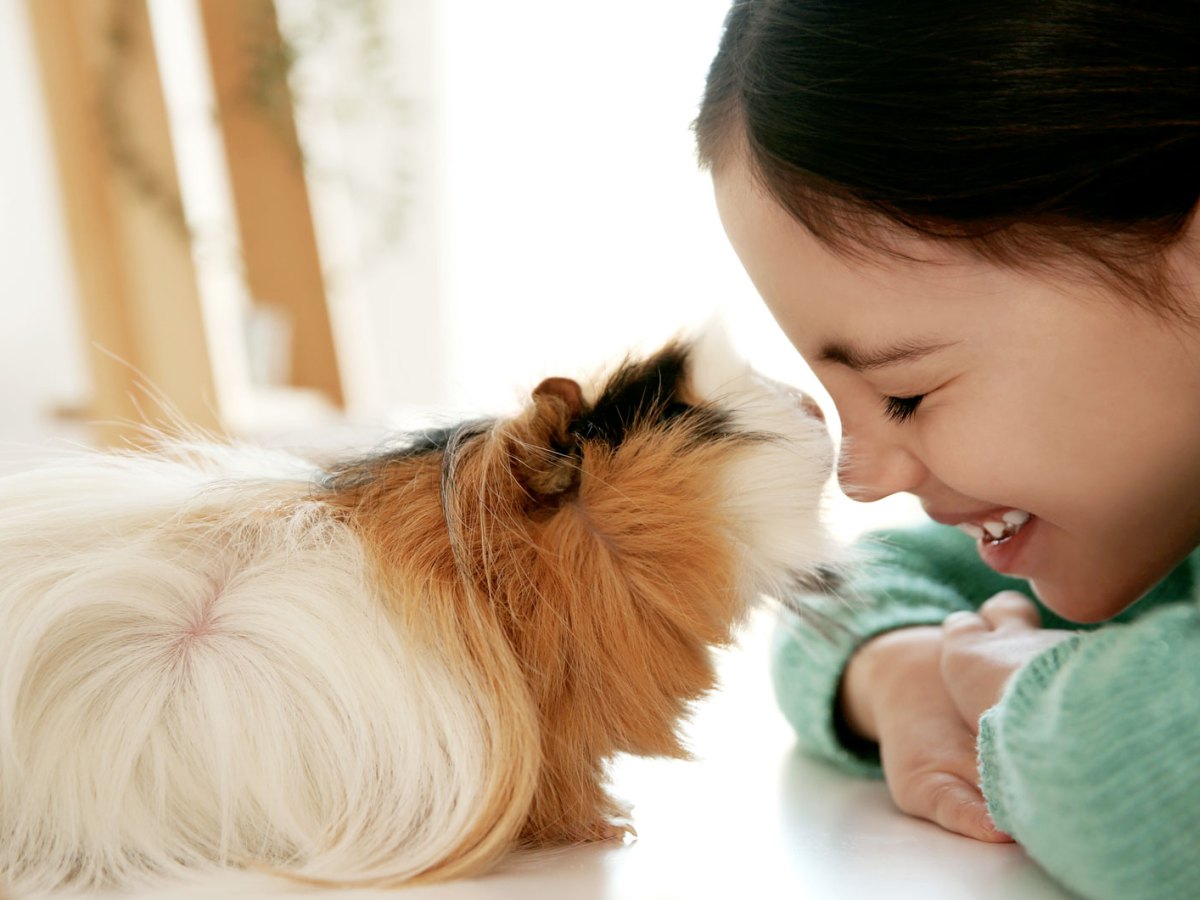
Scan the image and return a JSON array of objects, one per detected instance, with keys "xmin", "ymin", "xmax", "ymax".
[
  {"xmin": 708, "ymin": 162, "xmax": 1105, "ymax": 368},
  {"xmin": 714, "ymin": 166, "xmax": 1000, "ymax": 328},
  {"xmin": 716, "ymin": 164, "xmax": 973, "ymax": 282}
]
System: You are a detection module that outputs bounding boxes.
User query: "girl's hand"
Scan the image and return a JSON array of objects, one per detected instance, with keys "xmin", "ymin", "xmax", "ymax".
[
  {"xmin": 940, "ymin": 591, "xmax": 1079, "ymax": 733},
  {"xmin": 841, "ymin": 626, "xmax": 1013, "ymax": 843}
]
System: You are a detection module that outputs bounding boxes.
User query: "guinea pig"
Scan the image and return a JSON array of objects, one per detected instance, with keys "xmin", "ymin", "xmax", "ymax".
[{"xmin": 0, "ymin": 332, "xmax": 835, "ymax": 892}]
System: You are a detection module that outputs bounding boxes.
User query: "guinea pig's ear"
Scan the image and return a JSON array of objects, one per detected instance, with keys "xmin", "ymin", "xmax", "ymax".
[
  {"xmin": 533, "ymin": 376, "xmax": 584, "ymax": 417},
  {"xmin": 511, "ymin": 376, "xmax": 584, "ymax": 504}
]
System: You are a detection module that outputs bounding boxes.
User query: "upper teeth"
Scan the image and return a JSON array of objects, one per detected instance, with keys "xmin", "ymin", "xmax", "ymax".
[{"xmin": 958, "ymin": 509, "xmax": 1031, "ymax": 542}]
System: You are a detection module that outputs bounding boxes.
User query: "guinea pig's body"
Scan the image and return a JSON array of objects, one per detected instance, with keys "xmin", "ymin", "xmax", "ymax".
[{"xmin": 0, "ymin": 336, "xmax": 834, "ymax": 892}]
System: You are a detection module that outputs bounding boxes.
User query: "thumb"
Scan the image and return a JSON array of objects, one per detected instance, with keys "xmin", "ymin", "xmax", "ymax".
[
  {"xmin": 978, "ymin": 591, "xmax": 1041, "ymax": 631},
  {"xmin": 941, "ymin": 609, "xmax": 991, "ymax": 638}
]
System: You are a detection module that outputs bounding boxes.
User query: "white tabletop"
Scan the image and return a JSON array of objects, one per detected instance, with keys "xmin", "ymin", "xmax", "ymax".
[{"xmin": 66, "ymin": 608, "xmax": 1072, "ymax": 900}]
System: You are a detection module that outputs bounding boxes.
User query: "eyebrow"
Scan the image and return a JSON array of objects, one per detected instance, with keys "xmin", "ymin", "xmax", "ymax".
[{"xmin": 818, "ymin": 338, "xmax": 956, "ymax": 372}]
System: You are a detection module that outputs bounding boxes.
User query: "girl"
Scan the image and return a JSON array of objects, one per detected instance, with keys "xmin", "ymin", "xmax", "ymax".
[{"xmin": 693, "ymin": 2, "xmax": 1200, "ymax": 898}]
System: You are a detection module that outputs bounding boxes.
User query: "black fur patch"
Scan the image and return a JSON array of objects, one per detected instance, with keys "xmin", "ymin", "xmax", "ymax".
[
  {"xmin": 322, "ymin": 419, "xmax": 494, "ymax": 492},
  {"xmin": 383, "ymin": 424, "xmax": 473, "ymax": 460},
  {"xmin": 571, "ymin": 344, "xmax": 732, "ymax": 447}
]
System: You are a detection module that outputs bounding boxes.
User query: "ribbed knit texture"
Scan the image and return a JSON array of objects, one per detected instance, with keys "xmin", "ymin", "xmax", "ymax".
[{"xmin": 772, "ymin": 523, "xmax": 1198, "ymax": 900}]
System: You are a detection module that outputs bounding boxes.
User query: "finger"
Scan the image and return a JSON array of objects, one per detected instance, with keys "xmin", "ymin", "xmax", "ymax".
[
  {"xmin": 978, "ymin": 591, "xmax": 1041, "ymax": 631},
  {"xmin": 903, "ymin": 772, "xmax": 1014, "ymax": 844},
  {"xmin": 941, "ymin": 609, "xmax": 990, "ymax": 638}
]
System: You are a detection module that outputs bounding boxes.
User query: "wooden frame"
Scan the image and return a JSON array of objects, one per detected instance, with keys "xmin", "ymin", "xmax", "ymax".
[{"xmin": 26, "ymin": 0, "xmax": 343, "ymax": 446}]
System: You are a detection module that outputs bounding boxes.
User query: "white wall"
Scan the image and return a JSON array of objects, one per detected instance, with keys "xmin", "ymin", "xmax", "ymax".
[
  {"xmin": 432, "ymin": 1, "xmax": 800, "ymax": 411},
  {"xmin": 0, "ymin": 0, "xmax": 90, "ymax": 457}
]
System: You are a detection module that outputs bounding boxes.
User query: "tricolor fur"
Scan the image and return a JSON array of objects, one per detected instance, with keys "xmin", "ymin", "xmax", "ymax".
[{"xmin": 0, "ymin": 335, "xmax": 834, "ymax": 892}]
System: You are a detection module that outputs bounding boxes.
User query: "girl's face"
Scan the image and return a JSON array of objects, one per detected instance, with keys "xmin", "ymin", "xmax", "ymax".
[{"xmin": 715, "ymin": 160, "xmax": 1200, "ymax": 622}]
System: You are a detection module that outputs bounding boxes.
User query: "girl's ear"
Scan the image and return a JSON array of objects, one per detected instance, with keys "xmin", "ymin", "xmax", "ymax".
[{"xmin": 512, "ymin": 377, "xmax": 585, "ymax": 504}]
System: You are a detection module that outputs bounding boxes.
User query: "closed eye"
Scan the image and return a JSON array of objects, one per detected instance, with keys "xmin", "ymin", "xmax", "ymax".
[{"xmin": 881, "ymin": 394, "xmax": 924, "ymax": 423}]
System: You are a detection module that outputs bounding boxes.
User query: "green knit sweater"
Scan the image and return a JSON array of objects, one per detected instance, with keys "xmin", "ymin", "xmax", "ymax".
[{"xmin": 771, "ymin": 522, "xmax": 1199, "ymax": 900}]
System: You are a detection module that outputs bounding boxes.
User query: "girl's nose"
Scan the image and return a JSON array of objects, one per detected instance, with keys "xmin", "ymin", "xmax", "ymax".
[{"xmin": 836, "ymin": 434, "xmax": 928, "ymax": 502}]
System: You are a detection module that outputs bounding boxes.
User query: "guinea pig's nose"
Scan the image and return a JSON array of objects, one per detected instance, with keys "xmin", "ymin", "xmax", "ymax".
[{"xmin": 799, "ymin": 394, "xmax": 825, "ymax": 423}]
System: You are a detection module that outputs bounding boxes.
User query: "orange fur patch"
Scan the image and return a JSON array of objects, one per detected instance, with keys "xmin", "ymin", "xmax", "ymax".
[{"xmin": 308, "ymin": 374, "xmax": 751, "ymax": 884}]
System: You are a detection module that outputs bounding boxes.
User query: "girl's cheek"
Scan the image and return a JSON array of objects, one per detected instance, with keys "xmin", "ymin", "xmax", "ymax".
[{"xmin": 917, "ymin": 419, "xmax": 1018, "ymax": 501}]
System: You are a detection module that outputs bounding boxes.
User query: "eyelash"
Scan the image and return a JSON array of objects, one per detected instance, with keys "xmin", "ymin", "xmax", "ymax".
[{"xmin": 881, "ymin": 394, "xmax": 925, "ymax": 423}]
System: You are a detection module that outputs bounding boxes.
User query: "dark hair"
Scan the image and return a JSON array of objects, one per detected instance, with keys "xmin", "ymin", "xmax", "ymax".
[{"xmin": 695, "ymin": 0, "xmax": 1200, "ymax": 314}]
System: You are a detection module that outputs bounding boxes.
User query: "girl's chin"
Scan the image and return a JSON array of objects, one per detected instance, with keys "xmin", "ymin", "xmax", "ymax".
[{"xmin": 1027, "ymin": 577, "xmax": 1143, "ymax": 625}]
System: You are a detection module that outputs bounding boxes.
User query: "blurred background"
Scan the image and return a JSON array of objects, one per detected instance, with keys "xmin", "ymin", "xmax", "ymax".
[{"xmin": 0, "ymin": 0, "xmax": 921, "ymax": 537}]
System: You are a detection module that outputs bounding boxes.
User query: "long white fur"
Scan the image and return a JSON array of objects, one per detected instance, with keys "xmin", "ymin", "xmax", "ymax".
[
  {"xmin": 685, "ymin": 328, "xmax": 838, "ymax": 598},
  {"xmin": 0, "ymin": 445, "xmax": 491, "ymax": 892}
]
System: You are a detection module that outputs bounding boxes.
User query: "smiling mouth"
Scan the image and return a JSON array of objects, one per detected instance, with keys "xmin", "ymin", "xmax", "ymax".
[{"xmin": 957, "ymin": 509, "xmax": 1031, "ymax": 544}]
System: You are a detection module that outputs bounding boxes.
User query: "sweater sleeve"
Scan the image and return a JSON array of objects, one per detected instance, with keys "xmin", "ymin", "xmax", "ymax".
[
  {"xmin": 770, "ymin": 522, "xmax": 1033, "ymax": 775},
  {"xmin": 978, "ymin": 599, "xmax": 1200, "ymax": 900}
]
